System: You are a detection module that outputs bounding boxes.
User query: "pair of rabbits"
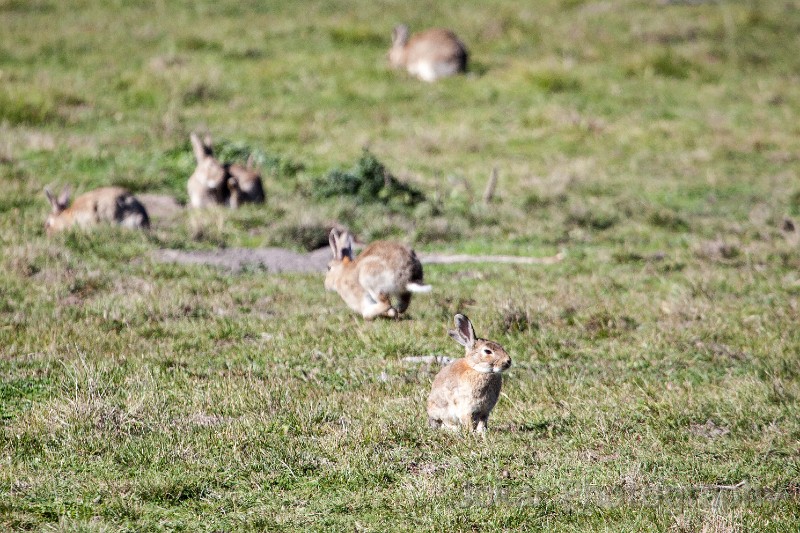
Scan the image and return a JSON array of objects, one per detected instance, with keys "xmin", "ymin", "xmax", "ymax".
[
  {"xmin": 325, "ymin": 229, "xmax": 511, "ymax": 433},
  {"xmin": 187, "ymin": 133, "xmax": 265, "ymax": 209},
  {"xmin": 388, "ymin": 24, "xmax": 468, "ymax": 82},
  {"xmin": 42, "ymin": 133, "xmax": 265, "ymax": 234}
]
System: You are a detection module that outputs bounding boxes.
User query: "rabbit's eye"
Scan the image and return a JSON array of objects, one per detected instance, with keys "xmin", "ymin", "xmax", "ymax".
[{"xmin": 482, "ymin": 348, "xmax": 492, "ymax": 355}]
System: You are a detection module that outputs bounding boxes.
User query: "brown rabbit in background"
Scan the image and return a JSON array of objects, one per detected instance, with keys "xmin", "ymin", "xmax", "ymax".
[
  {"xmin": 388, "ymin": 24, "xmax": 468, "ymax": 82},
  {"xmin": 427, "ymin": 314, "xmax": 512, "ymax": 433},
  {"xmin": 324, "ymin": 229, "xmax": 431, "ymax": 319},
  {"xmin": 227, "ymin": 154, "xmax": 265, "ymax": 208},
  {"xmin": 187, "ymin": 133, "xmax": 230, "ymax": 208},
  {"xmin": 44, "ymin": 186, "xmax": 150, "ymax": 235}
]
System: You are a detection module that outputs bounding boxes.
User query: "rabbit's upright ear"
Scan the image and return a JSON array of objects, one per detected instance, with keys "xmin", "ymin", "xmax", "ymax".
[
  {"xmin": 190, "ymin": 133, "xmax": 207, "ymax": 162},
  {"xmin": 339, "ymin": 232, "xmax": 354, "ymax": 261},
  {"xmin": 449, "ymin": 314, "xmax": 476, "ymax": 349},
  {"xmin": 44, "ymin": 188, "xmax": 60, "ymax": 212},
  {"xmin": 246, "ymin": 154, "xmax": 255, "ymax": 170},
  {"xmin": 329, "ymin": 229, "xmax": 340, "ymax": 258},
  {"xmin": 329, "ymin": 229, "xmax": 354, "ymax": 261},
  {"xmin": 57, "ymin": 185, "xmax": 71, "ymax": 208},
  {"xmin": 203, "ymin": 135, "xmax": 214, "ymax": 154},
  {"xmin": 392, "ymin": 24, "xmax": 409, "ymax": 46}
]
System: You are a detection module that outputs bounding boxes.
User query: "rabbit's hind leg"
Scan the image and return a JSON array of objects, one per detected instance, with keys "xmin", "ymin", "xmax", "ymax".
[
  {"xmin": 396, "ymin": 292, "xmax": 412, "ymax": 314},
  {"xmin": 362, "ymin": 292, "xmax": 395, "ymax": 320}
]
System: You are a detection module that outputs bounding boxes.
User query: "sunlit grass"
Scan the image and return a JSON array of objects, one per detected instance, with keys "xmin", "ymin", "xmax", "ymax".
[{"xmin": 1, "ymin": 0, "xmax": 799, "ymax": 530}]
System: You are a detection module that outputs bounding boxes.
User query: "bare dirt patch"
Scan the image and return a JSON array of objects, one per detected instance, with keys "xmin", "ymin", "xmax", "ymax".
[
  {"xmin": 152, "ymin": 247, "xmax": 332, "ymax": 273},
  {"xmin": 151, "ymin": 247, "xmax": 564, "ymax": 274}
]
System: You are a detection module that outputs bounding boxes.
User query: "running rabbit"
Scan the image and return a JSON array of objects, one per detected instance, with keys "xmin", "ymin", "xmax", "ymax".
[{"xmin": 324, "ymin": 229, "xmax": 431, "ymax": 319}]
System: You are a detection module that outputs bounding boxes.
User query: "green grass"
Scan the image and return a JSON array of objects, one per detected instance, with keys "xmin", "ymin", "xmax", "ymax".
[{"xmin": 2, "ymin": 0, "xmax": 800, "ymax": 530}]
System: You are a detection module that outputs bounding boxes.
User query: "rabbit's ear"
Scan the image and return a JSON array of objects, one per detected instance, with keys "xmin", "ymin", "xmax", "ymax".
[
  {"xmin": 449, "ymin": 314, "xmax": 476, "ymax": 349},
  {"xmin": 392, "ymin": 24, "xmax": 409, "ymax": 46},
  {"xmin": 190, "ymin": 133, "xmax": 207, "ymax": 162},
  {"xmin": 329, "ymin": 229, "xmax": 340, "ymax": 258},
  {"xmin": 203, "ymin": 135, "xmax": 214, "ymax": 154},
  {"xmin": 339, "ymin": 232, "xmax": 354, "ymax": 261},
  {"xmin": 246, "ymin": 154, "xmax": 255, "ymax": 170},
  {"xmin": 44, "ymin": 188, "xmax": 60, "ymax": 212},
  {"xmin": 57, "ymin": 185, "xmax": 71, "ymax": 208}
]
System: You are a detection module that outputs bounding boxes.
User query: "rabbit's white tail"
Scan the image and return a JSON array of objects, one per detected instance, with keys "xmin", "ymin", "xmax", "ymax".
[{"xmin": 406, "ymin": 282, "xmax": 432, "ymax": 293}]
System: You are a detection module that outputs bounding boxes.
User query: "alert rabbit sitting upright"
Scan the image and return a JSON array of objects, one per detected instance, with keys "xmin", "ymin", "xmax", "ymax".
[
  {"xmin": 324, "ymin": 229, "xmax": 431, "ymax": 320},
  {"xmin": 388, "ymin": 24, "xmax": 468, "ymax": 82},
  {"xmin": 427, "ymin": 314, "xmax": 512, "ymax": 433},
  {"xmin": 44, "ymin": 185, "xmax": 149, "ymax": 235},
  {"xmin": 187, "ymin": 133, "xmax": 230, "ymax": 208}
]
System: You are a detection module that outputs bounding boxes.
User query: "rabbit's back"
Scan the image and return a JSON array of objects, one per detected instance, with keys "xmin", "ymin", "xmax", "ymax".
[
  {"xmin": 229, "ymin": 164, "xmax": 264, "ymax": 203},
  {"xmin": 84, "ymin": 187, "xmax": 149, "ymax": 227},
  {"xmin": 356, "ymin": 241, "xmax": 423, "ymax": 289},
  {"xmin": 406, "ymin": 29, "xmax": 467, "ymax": 80},
  {"xmin": 59, "ymin": 187, "xmax": 149, "ymax": 230},
  {"xmin": 114, "ymin": 191, "xmax": 150, "ymax": 228}
]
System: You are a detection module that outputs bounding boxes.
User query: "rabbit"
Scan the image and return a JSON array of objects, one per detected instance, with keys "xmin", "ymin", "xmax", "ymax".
[
  {"xmin": 324, "ymin": 229, "xmax": 431, "ymax": 319},
  {"xmin": 187, "ymin": 133, "xmax": 230, "ymax": 208},
  {"xmin": 388, "ymin": 24, "xmax": 468, "ymax": 82},
  {"xmin": 427, "ymin": 314, "xmax": 512, "ymax": 433},
  {"xmin": 44, "ymin": 185, "xmax": 150, "ymax": 235},
  {"xmin": 227, "ymin": 154, "xmax": 265, "ymax": 208}
]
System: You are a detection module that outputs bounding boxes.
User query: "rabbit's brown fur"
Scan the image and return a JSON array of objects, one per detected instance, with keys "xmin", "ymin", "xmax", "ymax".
[
  {"xmin": 44, "ymin": 186, "xmax": 149, "ymax": 235},
  {"xmin": 187, "ymin": 133, "xmax": 230, "ymax": 208},
  {"xmin": 227, "ymin": 155, "xmax": 265, "ymax": 208},
  {"xmin": 389, "ymin": 25, "xmax": 468, "ymax": 82},
  {"xmin": 325, "ymin": 229, "xmax": 430, "ymax": 319},
  {"xmin": 427, "ymin": 314, "xmax": 511, "ymax": 433}
]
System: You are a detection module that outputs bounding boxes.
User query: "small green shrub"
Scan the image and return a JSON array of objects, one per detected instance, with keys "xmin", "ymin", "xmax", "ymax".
[{"xmin": 313, "ymin": 150, "xmax": 425, "ymax": 210}]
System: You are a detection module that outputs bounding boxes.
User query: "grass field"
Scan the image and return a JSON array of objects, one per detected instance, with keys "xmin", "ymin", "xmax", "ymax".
[{"xmin": 2, "ymin": 0, "xmax": 800, "ymax": 530}]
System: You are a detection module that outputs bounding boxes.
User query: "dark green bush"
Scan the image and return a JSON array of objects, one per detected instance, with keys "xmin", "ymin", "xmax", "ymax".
[{"xmin": 313, "ymin": 150, "xmax": 425, "ymax": 210}]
